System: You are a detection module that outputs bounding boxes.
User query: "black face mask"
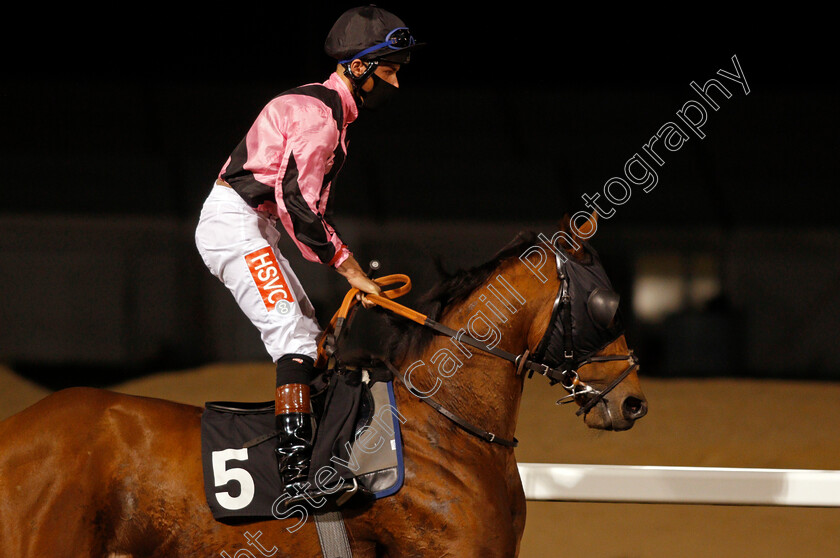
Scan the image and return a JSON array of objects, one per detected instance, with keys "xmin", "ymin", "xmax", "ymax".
[{"xmin": 360, "ymin": 72, "xmax": 398, "ymax": 110}]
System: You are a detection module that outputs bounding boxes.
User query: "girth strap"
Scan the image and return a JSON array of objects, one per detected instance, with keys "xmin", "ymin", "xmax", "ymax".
[{"xmin": 314, "ymin": 510, "xmax": 353, "ymax": 558}]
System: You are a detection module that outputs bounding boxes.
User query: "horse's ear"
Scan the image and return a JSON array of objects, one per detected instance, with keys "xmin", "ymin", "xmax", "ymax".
[
  {"xmin": 559, "ymin": 213, "xmax": 572, "ymax": 234},
  {"xmin": 557, "ymin": 212, "xmax": 590, "ymax": 260},
  {"xmin": 575, "ymin": 210, "xmax": 598, "ymax": 239}
]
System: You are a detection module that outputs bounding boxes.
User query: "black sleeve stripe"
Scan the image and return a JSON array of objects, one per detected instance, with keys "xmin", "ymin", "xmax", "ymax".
[
  {"xmin": 220, "ymin": 137, "xmax": 277, "ymax": 208},
  {"xmin": 281, "ymin": 152, "xmax": 337, "ymax": 264}
]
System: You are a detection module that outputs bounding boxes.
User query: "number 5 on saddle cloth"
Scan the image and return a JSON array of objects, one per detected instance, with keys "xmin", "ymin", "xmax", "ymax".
[{"xmin": 200, "ymin": 356, "xmax": 406, "ymax": 520}]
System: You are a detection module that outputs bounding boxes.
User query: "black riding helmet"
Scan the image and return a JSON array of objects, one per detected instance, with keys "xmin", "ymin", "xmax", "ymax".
[{"xmin": 324, "ymin": 5, "xmax": 423, "ymax": 93}]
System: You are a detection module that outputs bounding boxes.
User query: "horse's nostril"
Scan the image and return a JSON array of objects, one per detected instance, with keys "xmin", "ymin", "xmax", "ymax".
[{"xmin": 622, "ymin": 396, "xmax": 647, "ymax": 420}]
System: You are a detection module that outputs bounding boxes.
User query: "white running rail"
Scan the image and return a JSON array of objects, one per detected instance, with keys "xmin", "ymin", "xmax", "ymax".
[{"xmin": 518, "ymin": 463, "xmax": 840, "ymax": 507}]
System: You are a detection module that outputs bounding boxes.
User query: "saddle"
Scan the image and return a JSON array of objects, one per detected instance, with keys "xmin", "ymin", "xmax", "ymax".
[
  {"xmin": 200, "ymin": 274, "xmax": 415, "ymax": 522},
  {"xmin": 200, "ymin": 355, "xmax": 405, "ymax": 521}
]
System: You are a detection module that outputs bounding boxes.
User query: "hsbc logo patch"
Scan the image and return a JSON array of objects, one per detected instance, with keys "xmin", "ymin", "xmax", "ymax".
[{"xmin": 245, "ymin": 247, "xmax": 295, "ymax": 312}]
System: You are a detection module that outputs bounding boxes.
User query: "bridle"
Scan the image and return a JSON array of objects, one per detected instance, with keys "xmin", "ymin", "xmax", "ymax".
[
  {"xmin": 528, "ymin": 251, "xmax": 639, "ymax": 417},
  {"xmin": 356, "ymin": 250, "xmax": 640, "ymax": 448}
]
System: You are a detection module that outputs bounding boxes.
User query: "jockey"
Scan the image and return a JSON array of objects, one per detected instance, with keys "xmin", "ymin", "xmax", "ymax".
[{"xmin": 194, "ymin": 5, "xmax": 421, "ymax": 490}]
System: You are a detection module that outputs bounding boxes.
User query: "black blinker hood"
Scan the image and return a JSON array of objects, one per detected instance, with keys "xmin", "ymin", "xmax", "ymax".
[{"xmin": 536, "ymin": 245, "xmax": 625, "ymax": 369}]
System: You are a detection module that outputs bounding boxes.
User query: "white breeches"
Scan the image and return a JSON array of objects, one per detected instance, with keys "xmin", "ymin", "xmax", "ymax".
[{"xmin": 195, "ymin": 184, "xmax": 321, "ymax": 362}]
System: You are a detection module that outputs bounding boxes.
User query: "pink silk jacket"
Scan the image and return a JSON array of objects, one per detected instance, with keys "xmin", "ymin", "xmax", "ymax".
[{"xmin": 219, "ymin": 73, "xmax": 358, "ymax": 268}]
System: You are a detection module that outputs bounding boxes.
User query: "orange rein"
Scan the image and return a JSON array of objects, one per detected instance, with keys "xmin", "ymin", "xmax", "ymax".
[{"xmin": 316, "ymin": 274, "xmax": 425, "ymax": 366}]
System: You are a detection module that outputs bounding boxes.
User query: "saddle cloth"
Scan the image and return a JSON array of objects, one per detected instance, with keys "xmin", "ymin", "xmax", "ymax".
[{"xmin": 200, "ymin": 359, "xmax": 405, "ymax": 520}]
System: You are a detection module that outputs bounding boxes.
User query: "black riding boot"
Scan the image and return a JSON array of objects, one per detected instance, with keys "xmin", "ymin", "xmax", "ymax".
[
  {"xmin": 274, "ymin": 406, "xmax": 313, "ymax": 485},
  {"xmin": 274, "ymin": 355, "xmax": 316, "ymax": 487}
]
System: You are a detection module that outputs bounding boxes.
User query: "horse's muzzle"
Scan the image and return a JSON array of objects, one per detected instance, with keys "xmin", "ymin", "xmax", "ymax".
[{"xmin": 584, "ymin": 393, "xmax": 648, "ymax": 431}]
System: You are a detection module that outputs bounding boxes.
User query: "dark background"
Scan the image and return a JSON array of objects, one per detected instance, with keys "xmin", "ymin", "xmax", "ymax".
[{"xmin": 1, "ymin": 4, "xmax": 838, "ymax": 389}]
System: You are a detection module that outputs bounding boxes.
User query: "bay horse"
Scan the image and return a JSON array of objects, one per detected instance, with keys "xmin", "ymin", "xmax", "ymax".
[{"xmin": 0, "ymin": 215, "xmax": 647, "ymax": 557}]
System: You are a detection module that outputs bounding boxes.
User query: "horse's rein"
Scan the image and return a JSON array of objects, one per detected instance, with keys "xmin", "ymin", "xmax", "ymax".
[
  {"xmin": 320, "ymin": 274, "xmax": 572, "ymax": 385},
  {"xmin": 317, "ymin": 274, "xmax": 518, "ymax": 447},
  {"xmin": 319, "ymin": 274, "xmax": 637, "ymax": 440}
]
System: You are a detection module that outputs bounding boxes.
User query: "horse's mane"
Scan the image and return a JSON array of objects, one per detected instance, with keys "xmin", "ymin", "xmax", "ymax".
[{"xmin": 383, "ymin": 230, "xmax": 539, "ymax": 363}]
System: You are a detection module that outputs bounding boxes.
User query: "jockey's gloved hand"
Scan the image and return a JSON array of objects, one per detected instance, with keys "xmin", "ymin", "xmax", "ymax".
[{"xmin": 335, "ymin": 255, "xmax": 382, "ymax": 308}]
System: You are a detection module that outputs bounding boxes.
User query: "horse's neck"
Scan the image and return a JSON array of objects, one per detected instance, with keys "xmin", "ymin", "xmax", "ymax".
[{"xmin": 412, "ymin": 261, "xmax": 551, "ymax": 443}]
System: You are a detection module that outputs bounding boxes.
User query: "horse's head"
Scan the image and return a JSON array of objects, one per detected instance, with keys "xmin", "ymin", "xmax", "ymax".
[{"xmin": 526, "ymin": 212, "xmax": 647, "ymax": 431}]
